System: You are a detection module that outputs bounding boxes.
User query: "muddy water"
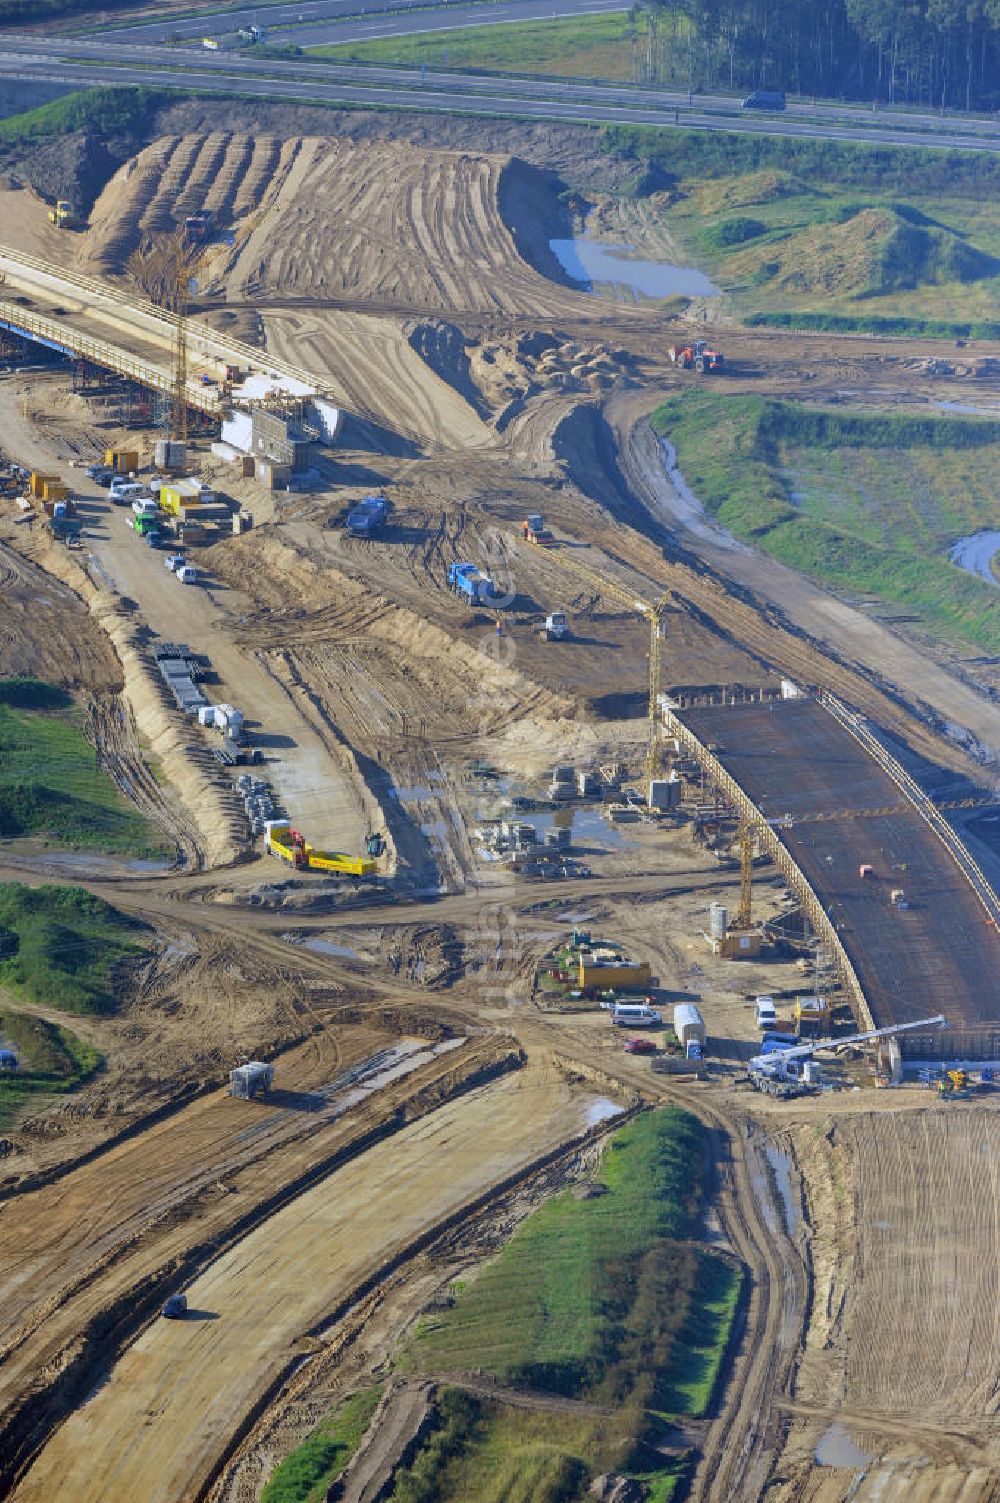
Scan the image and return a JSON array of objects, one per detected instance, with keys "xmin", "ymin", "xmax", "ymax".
[
  {"xmin": 815, "ymin": 1421, "xmax": 870, "ymax": 1467},
  {"xmin": 764, "ymin": 1144, "xmax": 800, "ymax": 1235},
  {"xmin": 549, "ymin": 236, "xmax": 719, "ymax": 299}
]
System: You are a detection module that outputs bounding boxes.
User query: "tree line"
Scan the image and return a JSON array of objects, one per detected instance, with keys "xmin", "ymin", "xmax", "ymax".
[{"xmin": 636, "ymin": 0, "xmax": 1000, "ymax": 111}]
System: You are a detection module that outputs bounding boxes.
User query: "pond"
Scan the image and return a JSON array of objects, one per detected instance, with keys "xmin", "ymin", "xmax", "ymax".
[
  {"xmin": 549, "ymin": 236, "xmax": 720, "ymax": 300},
  {"xmin": 949, "ymin": 530, "xmax": 1000, "ymax": 587}
]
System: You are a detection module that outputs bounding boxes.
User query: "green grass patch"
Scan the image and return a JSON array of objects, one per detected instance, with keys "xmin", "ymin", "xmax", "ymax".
[
  {"xmin": 308, "ymin": 12, "xmax": 640, "ymax": 80},
  {"xmin": 0, "ymin": 86, "xmax": 165, "ymax": 145},
  {"xmin": 0, "ymin": 678, "xmax": 168, "ymax": 857},
  {"xmin": 387, "ymin": 1385, "xmax": 698, "ymax": 1502},
  {"xmin": 0, "ymin": 1007, "xmax": 100, "ymax": 1129},
  {"xmin": 745, "ymin": 309, "xmax": 1000, "ymax": 339},
  {"xmin": 650, "ymin": 390, "xmax": 1000, "ymax": 650},
  {"xmin": 261, "ymin": 1386, "xmax": 382, "ymax": 1503},
  {"xmin": 598, "ymin": 130, "xmax": 1000, "ymax": 325},
  {"xmin": 0, "ymin": 881, "xmax": 147, "ymax": 1015},
  {"xmin": 408, "ymin": 1109, "xmax": 734, "ymax": 1415}
]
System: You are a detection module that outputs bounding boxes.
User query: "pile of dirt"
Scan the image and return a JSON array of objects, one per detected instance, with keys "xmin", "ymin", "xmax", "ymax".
[
  {"xmin": 733, "ymin": 206, "xmax": 999, "ymax": 296},
  {"xmin": 77, "ymin": 132, "xmax": 591, "ymax": 319},
  {"xmin": 15, "ymin": 130, "xmax": 120, "ymax": 219},
  {"xmin": 406, "ymin": 321, "xmax": 490, "ymax": 418},
  {"xmin": 693, "ymin": 168, "xmax": 813, "ymax": 214}
]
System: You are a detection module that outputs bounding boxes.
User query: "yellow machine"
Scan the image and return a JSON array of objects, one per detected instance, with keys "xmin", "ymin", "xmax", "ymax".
[
  {"xmin": 47, "ymin": 200, "xmax": 74, "ymax": 228},
  {"xmin": 264, "ymin": 822, "xmax": 377, "ymax": 878}
]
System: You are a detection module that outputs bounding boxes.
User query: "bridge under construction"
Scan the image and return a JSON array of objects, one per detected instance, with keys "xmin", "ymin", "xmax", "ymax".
[
  {"xmin": 667, "ymin": 692, "xmax": 1000, "ymax": 1060},
  {"xmin": 0, "ymin": 243, "xmax": 343, "ymax": 438}
]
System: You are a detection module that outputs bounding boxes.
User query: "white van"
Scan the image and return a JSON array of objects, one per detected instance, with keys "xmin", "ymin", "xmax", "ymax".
[
  {"xmin": 131, "ymin": 497, "xmax": 158, "ymax": 516},
  {"xmin": 755, "ymin": 995, "xmax": 778, "ymax": 1030},
  {"xmin": 176, "ymin": 565, "xmax": 199, "ymax": 585},
  {"xmin": 109, "ymin": 480, "xmax": 143, "ymax": 505}
]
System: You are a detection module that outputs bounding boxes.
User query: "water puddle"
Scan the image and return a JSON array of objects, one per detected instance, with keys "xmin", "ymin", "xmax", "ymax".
[
  {"xmin": 586, "ymin": 1096, "xmax": 625, "ymax": 1126},
  {"xmin": 764, "ymin": 1144, "xmax": 800, "ymax": 1235},
  {"xmin": 934, "ymin": 400, "xmax": 1000, "ymax": 416},
  {"xmin": 299, "ymin": 937, "xmax": 363, "ymax": 961},
  {"xmin": 549, "ymin": 236, "xmax": 719, "ymax": 300},
  {"xmin": 815, "ymin": 1422, "xmax": 871, "ymax": 1468},
  {"xmin": 949, "ymin": 530, "xmax": 1000, "ymax": 587},
  {"xmin": 501, "ymin": 807, "xmax": 636, "ymax": 851}
]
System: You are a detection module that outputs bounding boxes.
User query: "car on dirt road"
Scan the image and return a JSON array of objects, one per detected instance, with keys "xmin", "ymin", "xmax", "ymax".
[
  {"xmin": 161, "ymin": 1293, "xmax": 188, "ymax": 1319},
  {"xmin": 145, "ymin": 529, "xmax": 169, "ymax": 549},
  {"xmin": 176, "ymin": 565, "xmax": 200, "ymax": 584},
  {"xmin": 624, "ymin": 1036, "xmax": 658, "ymax": 1055},
  {"xmin": 164, "ymin": 554, "xmax": 186, "ymax": 572}
]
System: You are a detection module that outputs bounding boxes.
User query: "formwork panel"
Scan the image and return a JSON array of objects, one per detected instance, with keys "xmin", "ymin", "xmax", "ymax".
[{"xmin": 681, "ymin": 698, "xmax": 1000, "ymax": 1045}]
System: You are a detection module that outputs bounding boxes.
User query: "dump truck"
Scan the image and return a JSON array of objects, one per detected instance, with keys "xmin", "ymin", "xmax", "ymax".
[
  {"xmin": 668, "ymin": 339, "xmax": 724, "ymax": 373},
  {"xmin": 522, "ymin": 513, "xmax": 554, "ymax": 546},
  {"xmin": 345, "ymin": 494, "xmax": 388, "ymax": 538},
  {"xmin": 47, "ymin": 200, "xmax": 74, "ymax": 229},
  {"xmin": 448, "ymin": 561, "xmax": 498, "ymax": 605},
  {"xmin": 539, "ymin": 612, "xmax": 568, "ymax": 642}
]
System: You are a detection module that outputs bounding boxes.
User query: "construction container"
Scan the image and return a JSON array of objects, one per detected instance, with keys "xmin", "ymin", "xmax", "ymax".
[
  {"xmin": 673, "ymin": 1003, "xmax": 707, "ymax": 1049},
  {"xmin": 154, "ymin": 439, "xmax": 186, "ymax": 472},
  {"xmin": 228, "ymin": 1061, "xmax": 274, "ymax": 1099},
  {"xmin": 576, "ymin": 770, "xmax": 600, "ymax": 797},
  {"xmin": 859, "ymin": 863, "xmax": 874, "ymax": 879},
  {"xmin": 578, "ymin": 955, "xmax": 651, "ymax": 991},
  {"xmin": 649, "ymin": 777, "xmax": 681, "ymax": 810},
  {"xmin": 29, "ymin": 472, "xmax": 58, "ymax": 499},
  {"xmin": 256, "ymin": 459, "xmax": 292, "ymax": 490},
  {"xmin": 0, "ymin": 1049, "xmax": 17, "ymax": 1073},
  {"xmin": 42, "ymin": 479, "xmax": 69, "ymax": 503},
  {"xmin": 105, "ymin": 448, "xmax": 139, "ymax": 474},
  {"xmin": 160, "ymin": 479, "xmax": 210, "ymax": 514}
]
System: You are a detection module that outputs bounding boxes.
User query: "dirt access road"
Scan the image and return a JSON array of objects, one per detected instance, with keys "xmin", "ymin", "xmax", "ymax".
[
  {"xmin": 0, "ymin": 380, "xmax": 377, "ymax": 857},
  {"xmin": 12, "ymin": 1057, "xmax": 609, "ymax": 1503}
]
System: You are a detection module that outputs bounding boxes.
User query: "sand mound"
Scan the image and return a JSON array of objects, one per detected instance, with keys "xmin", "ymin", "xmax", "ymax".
[{"xmin": 79, "ymin": 134, "xmax": 586, "ymax": 318}]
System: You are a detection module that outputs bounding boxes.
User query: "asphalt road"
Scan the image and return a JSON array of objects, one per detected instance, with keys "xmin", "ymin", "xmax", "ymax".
[
  {"xmin": 1, "ymin": 34, "xmax": 999, "ymax": 152},
  {"xmin": 97, "ymin": 0, "xmax": 579, "ymax": 43}
]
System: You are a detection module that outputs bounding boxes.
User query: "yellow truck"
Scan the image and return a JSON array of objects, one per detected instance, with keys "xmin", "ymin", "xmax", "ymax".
[{"xmin": 263, "ymin": 822, "xmax": 377, "ymax": 877}]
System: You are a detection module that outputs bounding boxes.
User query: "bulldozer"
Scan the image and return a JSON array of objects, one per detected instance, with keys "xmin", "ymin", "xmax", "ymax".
[
  {"xmin": 47, "ymin": 200, "xmax": 74, "ymax": 229},
  {"xmin": 668, "ymin": 338, "xmax": 724, "ymax": 373}
]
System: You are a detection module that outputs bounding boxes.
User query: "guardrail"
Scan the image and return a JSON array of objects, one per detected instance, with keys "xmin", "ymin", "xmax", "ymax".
[
  {"xmin": 819, "ymin": 690, "xmax": 1000, "ymax": 930},
  {"xmin": 665, "ymin": 706, "xmax": 875, "ymax": 1031},
  {"xmin": 0, "ymin": 300, "xmax": 221, "ymax": 414},
  {"xmin": 0, "ymin": 243, "xmax": 329, "ymax": 397}
]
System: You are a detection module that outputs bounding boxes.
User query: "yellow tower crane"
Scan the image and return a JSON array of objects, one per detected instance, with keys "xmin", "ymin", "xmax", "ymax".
[
  {"xmin": 516, "ymin": 535, "xmax": 671, "ymax": 781},
  {"xmin": 734, "ymin": 818, "xmax": 755, "ymax": 930}
]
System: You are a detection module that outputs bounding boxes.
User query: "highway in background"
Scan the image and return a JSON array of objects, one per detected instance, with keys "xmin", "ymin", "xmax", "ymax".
[
  {"xmin": 96, "ymin": 0, "xmax": 634, "ymax": 46},
  {"xmin": 1, "ymin": 29, "xmax": 1000, "ymax": 152}
]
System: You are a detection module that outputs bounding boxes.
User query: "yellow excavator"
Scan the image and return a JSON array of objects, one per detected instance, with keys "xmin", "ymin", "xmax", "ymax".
[{"xmin": 47, "ymin": 200, "xmax": 74, "ymax": 229}]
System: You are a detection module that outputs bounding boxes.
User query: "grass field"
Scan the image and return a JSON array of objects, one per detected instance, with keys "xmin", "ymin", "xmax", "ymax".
[
  {"xmin": 0, "ymin": 881, "xmax": 148, "ymax": 1015},
  {"xmin": 0, "ymin": 678, "xmax": 167, "ymax": 857},
  {"xmin": 650, "ymin": 391, "xmax": 1000, "ymax": 651},
  {"xmin": 308, "ymin": 12, "xmax": 641, "ymax": 79},
  {"xmin": 260, "ymin": 1387, "xmax": 382, "ymax": 1503},
  {"xmin": 586, "ymin": 130, "xmax": 1000, "ymax": 326},
  {"xmin": 391, "ymin": 1109, "xmax": 741, "ymax": 1500},
  {"xmin": 0, "ymin": 1007, "xmax": 100, "ymax": 1128}
]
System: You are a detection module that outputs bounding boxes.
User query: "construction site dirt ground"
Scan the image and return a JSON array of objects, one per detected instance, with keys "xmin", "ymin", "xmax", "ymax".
[{"xmin": 1, "ymin": 113, "xmax": 1000, "ymax": 1503}]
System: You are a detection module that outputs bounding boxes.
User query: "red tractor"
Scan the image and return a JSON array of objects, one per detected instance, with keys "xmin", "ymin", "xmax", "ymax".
[{"xmin": 668, "ymin": 338, "xmax": 724, "ymax": 373}]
